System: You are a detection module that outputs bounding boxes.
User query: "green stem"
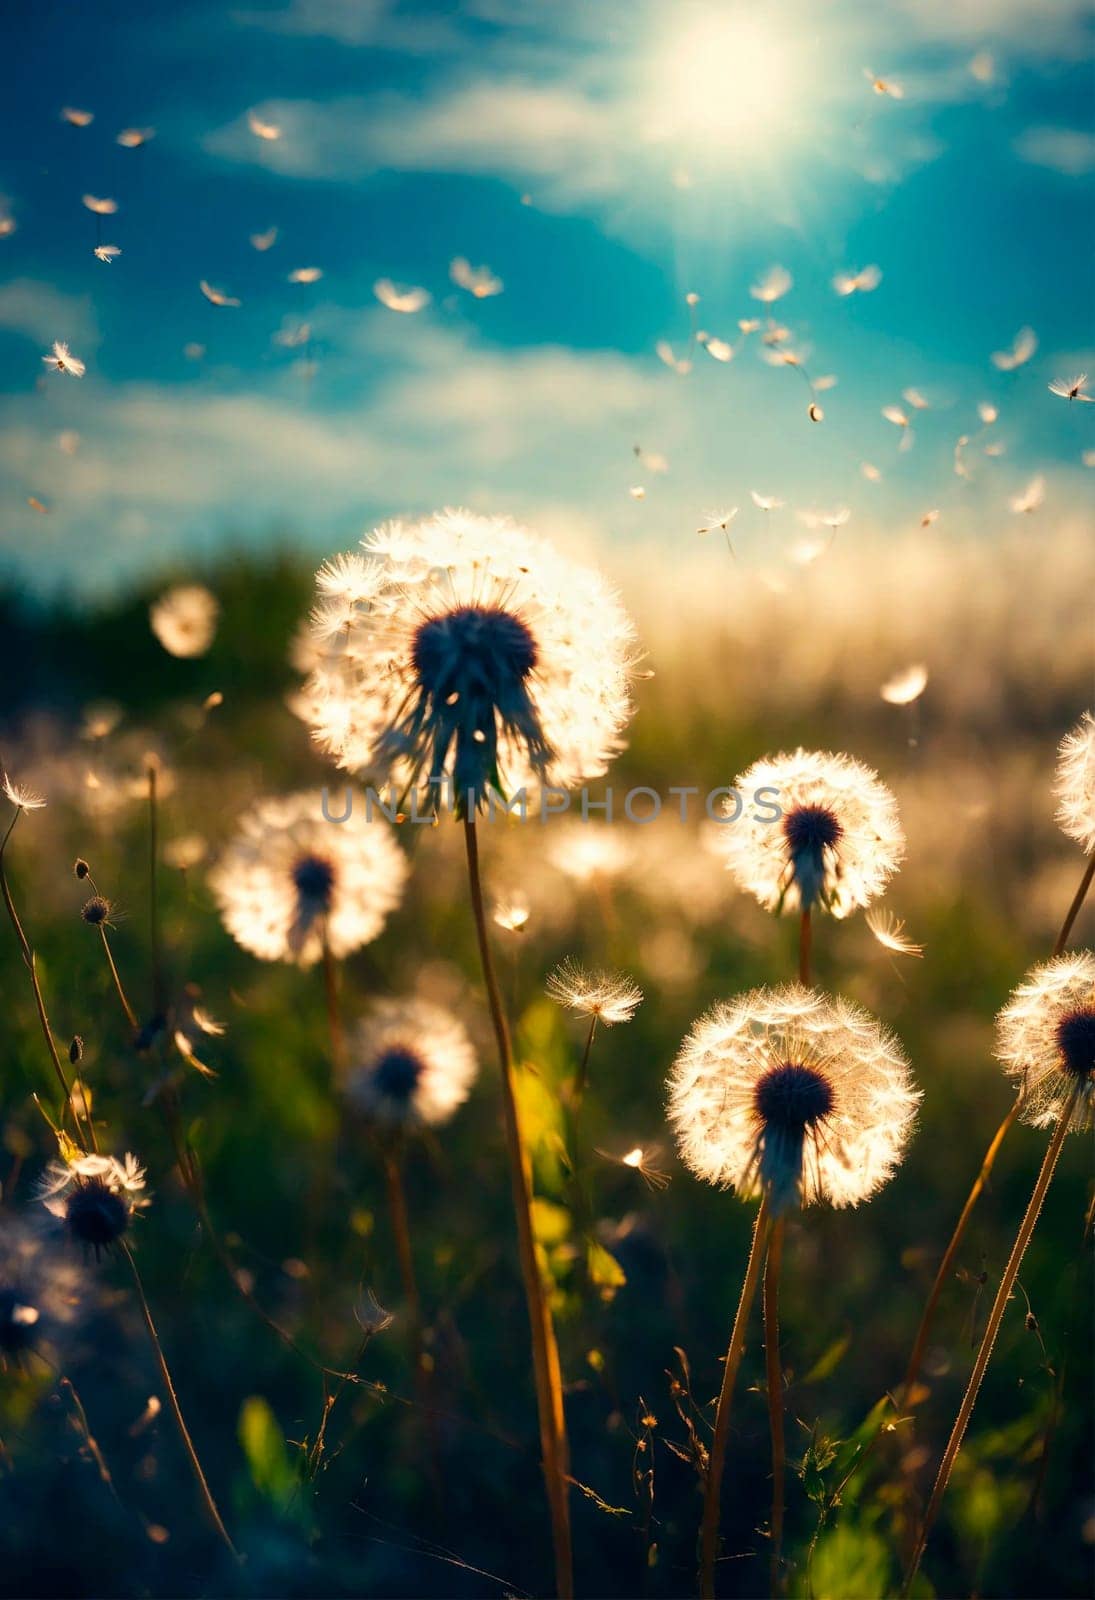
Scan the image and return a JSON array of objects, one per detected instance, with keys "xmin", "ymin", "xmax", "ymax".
[{"xmin": 764, "ymin": 1217, "xmax": 787, "ymax": 1595}]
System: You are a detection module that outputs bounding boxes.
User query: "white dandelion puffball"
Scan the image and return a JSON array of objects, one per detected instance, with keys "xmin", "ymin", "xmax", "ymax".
[
  {"xmin": 150, "ymin": 585, "xmax": 219, "ymax": 659},
  {"xmin": 344, "ymin": 998, "xmax": 477, "ymax": 1129},
  {"xmin": 39, "ymin": 1153, "xmax": 149, "ymax": 1253},
  {"xmin": 1054, "ymin": 711, "xmax": 1095, "ymax": 855},
  {"xmin": 209, "ymin": 791, "xmax": 407, "ymax": 967},
  {"xmin": 718, "ymin": 749, "xmax": 905, "ymax": 917},
  {"xmin": 995, "ymin": 952, "xmax": 1095, "ymax": 1132},
  {"xmin": 546, "ymin": 959, "xmax": 643, "ymax": 1025},
  {"xmin": 668, "ymin": 985, "xmax": 919, "ymax": 1213},
  {"xmin": 303, "ymin": 509, "xmax": 639, "ymax": 813}
]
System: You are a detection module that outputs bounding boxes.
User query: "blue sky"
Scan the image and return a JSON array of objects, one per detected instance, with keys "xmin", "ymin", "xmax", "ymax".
[{"xmin": 1, "ymin": 0, "xmax": 1093, "ymax": 596}]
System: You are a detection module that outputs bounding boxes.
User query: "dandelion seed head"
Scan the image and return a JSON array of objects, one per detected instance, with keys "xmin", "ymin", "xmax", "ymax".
[
  {"xmin": 210, "ymin": 790, "xmax": 407, "ymax": 967},
  {"xmin": 2, "ymin": 774, "xmax": 46, "ymax": 811},
  {"xmin": 40, "ymin": 1153, "xmax": 148, "ymax": 1256},
  {"xmin": 995, "ymin": 952, "xmax": 1095, "ymax": 1130},
  {"xmin": 344, "ymin": 998, "xmax": 476, "ymax": 1129},
  {"xmin": 546, "ymin": 959, "xmax": 643, "ymax": 1025},
  {"xmin": 717, "ymin": 749, "xmax": 904, "ymax": 917},
  {"xmin": 493, "ymin": 893, "xmax": 530, "ymax": 933},
  {"xmin": 304, "ymin": 510, "xmax": 638, "ymax": 814},
  {"xmin": 150, "ymin": 585, "xmax": 219, "ymax": 658},
  {"xmin": 668, "ymin": 985, "xmax": 918, "ymax": 1211},
  {"xmin": 42, "ymin": 340, "xmax": 85, "ymax": 377},
  {"xmin": 1054, "ymin": 711, "xmax": 1095, "ymax": 853},
  {"xmin": 1049, "ymin": 374, "xmax": 1093, "ymax": 402}
]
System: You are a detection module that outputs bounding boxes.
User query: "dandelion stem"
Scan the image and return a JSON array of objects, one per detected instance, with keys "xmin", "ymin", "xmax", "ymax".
[
  {"xmin": 574, "ymin": 1014, "xmax": 598, "ymax": 1106},
  {"xmin": 383, "ymin": 1148, "xmax": 423, "ymax": 1342},
  {"xmin": 0, "ymin": 810, "xmax": 91, "ymax": 1151},
  {"xmin": 121, "ymin": 1241, "xmax": 240, "ymax": 1563},
  {"xmin": 900, "ymin": 1096, "xmax": 1022, "ymax": 1405},
  {"xmin": 147, "ymin": 762, "xmax": 165, "ymax": 1014},
  {"xmin": 1052, "ymin": 851, "xmax": 1094, "ymax": 958},
  {"xmin": 700, "ymin": 1194, "xmax": 772, "ymax": 1599},
  {"xmin": 901, "ymin": 1083, "xmax": 1079, "ymax": 1596},
  {"xmin": 462, "ymin": 815, "xmax": 574, "ymax": 1600},
  {"xmin": 98, "ymin": 926, "xmax": 139, "ymax": 1032},
  {"xmin": 321, "ymin": 939, "xmax": 346, "ymax": 1074},
  {"xmin": 763, "ymin": 1216, "xmax": 787, "ymax": 1595},
  {"xmin": 798, "ymin": 909, "xmax": 812, "ymax": 986}
]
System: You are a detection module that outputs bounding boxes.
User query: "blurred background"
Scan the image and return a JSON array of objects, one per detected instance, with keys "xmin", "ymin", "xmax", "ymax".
[{"xmin": 1, "ymin": 1, "xmax": 1093, "ymax": 1597}]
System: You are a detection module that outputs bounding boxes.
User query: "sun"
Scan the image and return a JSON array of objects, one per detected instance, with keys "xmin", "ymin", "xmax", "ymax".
[{"xmin": 650, "ymin": 8, "xmax": 803, "ymax": 153}]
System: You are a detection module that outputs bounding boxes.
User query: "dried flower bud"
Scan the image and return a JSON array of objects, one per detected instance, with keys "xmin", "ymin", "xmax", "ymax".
[
  {"xmin": 74, "ymin": 859, "xmax": 90, "ymax": 879},
  {"xmin": 69, "ymin": 1036, "xmax": 84, "ymax": 1064}
]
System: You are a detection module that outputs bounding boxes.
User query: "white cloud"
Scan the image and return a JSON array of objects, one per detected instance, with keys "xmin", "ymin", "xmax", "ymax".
[
  {"xmin": 0, "ymin": 279, "xmax": 100, "ymax": 351},
  {"xmin": 1013, "ymin": 125, "xmax": 1095, "ymax": 177}
]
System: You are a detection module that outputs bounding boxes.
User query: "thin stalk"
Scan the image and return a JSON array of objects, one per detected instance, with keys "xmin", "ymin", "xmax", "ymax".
[
  {"xmin": 1052, "ymin": 851, "xmax": 1094, "ymax": 957},
  {"xmin": 700, "ymin": 1195, "xmax": 772, "ymax": 1599},
  {"xmin": 798, "ymin": 909, "xmax": 812, "ymax": 986},
  {"xmin": 462, "ymin": 816, "xmax": 574, "ymax": 1600},
  {"xmin": 764, "ymin": 1217, "xmax": 787, "ymax": 1595},
  {"xmin": 122, "ymin": 1242, "xmax": 240, "ymax": 1562},
  {"xmin": 321, "ymin": 939, "xmax": 346, "ymax": 1074},
  {"xmin": 899, "ymin": 1096, "xmax": 1022, "ymax": 1405},
  {"xmin": 901, "ymin": 1085, "xmax": 1079, "ymax": 1596},
  {"xmin": 98, "ymin": 926, "xmax": 138, "ymax": 1032},
  {"xmin": 147, "ymin": 762, "xmax": 165, "ymax": 1014},
  {"xmin": 384, "ymin": 1149, "xmax": 423, "ymax": 1340},
  {"xmin": 573, "ymin": 1014, "xmax": 598, "ymax": 1106},
  {"xmin": 0, "ymin": 811, "xmax": 92, "ymax": 1150}
]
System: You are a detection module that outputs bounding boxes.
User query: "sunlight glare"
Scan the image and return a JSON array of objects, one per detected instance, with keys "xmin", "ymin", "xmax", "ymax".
[{"xmin": 655, "ymin": 9, "xmax": 800, "ymax": 152}]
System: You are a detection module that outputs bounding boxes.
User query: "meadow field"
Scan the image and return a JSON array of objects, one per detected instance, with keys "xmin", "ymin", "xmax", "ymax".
[{"xmin": 0, "ymin": 523, "xmax": 1091, "ymax": 1599}]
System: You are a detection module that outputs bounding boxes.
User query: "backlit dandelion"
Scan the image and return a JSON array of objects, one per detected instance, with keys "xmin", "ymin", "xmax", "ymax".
[
  {"xmin": 209, "ymin": 790, "xmax": 407, "ymax": 967},
  {"xmin": 93, "ymin": 244, "xmax": 121, "ymax": 262},
  {"xmin": 750, "ymin": 265, "xmax": 792, "ymax": 304},
  {"xmin": 717, "ymin": 749, "xmax": 905, "ymax": 918},
  {"xmin": 42, "ymin": 341, "xmax": 85, "ymax": 377},
  {"xmin": 303, "ymin": 509, "xmax": 638, "ymax": 815},
  {"xmin": 493, "ymin": 893, "xmax": 530, "ymax": 933},
  {"xmin": 995, "ymin": 953, "xmax": 1095, "ymax": 1130},
  {"xmin": 199, "ymin": 279, "xmax": 241, "ymax": 307},
  {"xmin": 1054, "ymin": 710, "xmax": 1095, "ymax": 854},
  {"xmin": 669, "ymin": 984, "xmax": 918, "ymax": 1211},
  {"xmin": 288, "ymin": 266, "xmax": 323, "ymax": 284},
  {"xmin": 250, "ymin": 226, "xmax": 278, "ymax": 251},
  {"xmin": 62, "ymin": 107, "xmax": 94, "ymax": 126},
  {"xmin": 833, "ymin": 265, "xmax": 882, "ymax": 296},
  {"xmin": 864, "ymin": 69, "xmax": 904, "ymax": 98},
  {"xmin": 546, "ymin": 959, "xmax": 643, "ymax": 1026},
  {"xmin": 343, "ymin": 997, "xmax": 476, "ymax": 1129},
  {"xmin": 750, "ymin": 490, "xmax": 784, "ymax": 511},
  {"xmin": 150, "ymin": 585, "xmax": 219, "ymax": 658},
  {"xmin": 3, "ymin": 774, "xmax": 46, "ymax": 811},
  {"xmin": 1048, "ymin": 374, "xmax": 1093, "ymax": 402},
  {"xmin": 247, "ymin": 110, "xmax": 281, "ymax": 140},
  {"xmin": 1008, "ymin": 474, "xmax": 1045, "ymax": 514},
  {"xmin": 117, "ymin": 126, "xmax": 154, "ymax": 147},
  {"xmin": 82, "ymin": 194, "xmax": 117, "ymax": 215},
  {"xmin": 40, "ymin": 1153, "xmax": 149, "ymax": 1257}
]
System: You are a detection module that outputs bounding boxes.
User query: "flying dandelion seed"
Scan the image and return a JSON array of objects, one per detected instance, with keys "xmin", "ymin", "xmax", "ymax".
[
  {"xmin": 882, "ymin": 405, "xmax": 913, "ymax": 449},
  {"xmin": 41, "ymin": 341, "xmax": 85, "ymax": 377},
  {"xmin": 861, "ymin": 461, "xmax": 883, "ymax": 482},
  {"xmin": 798, "ymin": 507, "xmax": 850, "ymax": 532},
  {"xmin": 247, "ymin": 110, "xmax": 281, "ymax": 140},
  {"xmin": 970, "ymin": 50, "xmax": 996, "ymax": 83},
  {"xmin": 668, "ymin": 984, "xmax": 918, "ymax": 1212},
  {"xmin": 704, "ymin": 337, "xmax": 734, "ymax": 362},
  {"xmin": 866, "ymin": 908, "xmax": 924, "ymax": 957},
  {"xmin": 920, "ymin": 508, "xmax": 940, "ymax": 526},
  {"xmin": 210, "ymin": 790, "xmax": 407, "ymax": 967},
  {"xmin": 27, "ymin": 497, "xmax": 48, "ymax": 514},
  {"xmin": 450, "ymin": 257, "xmax": 503, "ymax": 298},
  {"xmin": 117, "ymin": 127, "xmax": 154, "ymax": 147},
  {"xmin": 1008, "ymin": 474, "xmax": 1045, "ymax": 514},
  {"xmin": 1048, "ymin": 374, "xmax": 1093, "ymax": 402},
  {"xmin": 995, "ymin": 952, "xmax": 1095, "ymax": 1130},
  {"xmin": 600, "ymin": 1145, "xmax": 670, "ymax": 1190},
  {"xmin": 250, "ymin": 226, "xmax": 278, "ymax": 251},
  {"xmin": 288, "ymin": 266, "xmax": 323, "ymax": 284},
  {"xmin": 633, "ymin": 445, "xmax": 669, "ymax": 474},
  {"xmin": 82, "ymin": 195, "xmax": 117, "ymax": 215},
  {"xmin": 62, "ymin": 107, "xmax": 94, "ymax": 127},
  {"xmin": 697, "ymin": 508, "xmax": 739, "ymax": 544},
  {"xmin": 493, "ymin": 894, "xmax": 530, "ymax": 933},
  {"xmin": 274, "ymin": 320, "xmax": 311, "ymax": 348},
  {"xmin": 93, "ymin": 244, "xmax": 120, "ymax": 263},
  {"xmin": 303, "ymin": 509, "xmax": 638, "ymax": 815},
  {"xmin": 655, "ymin": 339, "xmax": 691, "ymax": 374},
  {"xmin": 2, "ymin": 774, "xmax": 46, "ymax": 811},
  {"xmin": 546, "ymin": 959, "xmax": 643, "ymax": 1026},
  {"xmin": 150, "ymin": 585, "xmax": 219, "ymax": 658},
  {"xmin": 718, "ymin": 749, "xmax": 905, "ymax": 917},
  {"xmin": 992, "ymin": 326, "xmax": 1037, "ymax": 370},
  {"xmin": 808, "ymin": 402, "xmax": 824, "ymax": 422},
  {"xmin": 374, "ymin": 279, "xmax": 431, "ymax": 313},
  {"xmin": 881, "ymin": 663, "xmax": 928, "ymax": 705},
  {"xmin": 864, "ymin": 69, "xmax": 905, "ymax": 99},
  {"xmin": 978, "ymin": 402, "xmax": 999, "ymax": 425},
  {"xmin": 343, "ymin": 998, "xmax": 477, "ymax": 1129},
  {"xmin": 1054, "ymin": 710, "xmax": 1095, "ymax": 854},
  {"xmin": 750, "ymin": 265, "xmax": 792, "ymax": 304},
  {"xmin": 40, "ymin": 1154, "xmax": 149, "ymax": 1256},
  {"xmin": 902, "ymin": 388, "xmax": 930, "ymax": 411},
  {"xmin": 199, "ymin": 280, "xmax": 240, "ymax": 307},
  {"xmin": 833, "ymin": 265, "xmax": 882, "ymax": 296},
  {"xmin": 751, "ymin": 491, "xmax": 784, "ymax": 511},
  {"xmin": 629, "ymin": 486, "xmax": 646, "ymax": 499}
]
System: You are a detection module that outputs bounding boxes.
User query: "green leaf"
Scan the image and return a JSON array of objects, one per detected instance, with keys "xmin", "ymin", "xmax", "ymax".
[
  {"xmin": 238, "ymin": 1395, "xmax": 296, "ymax": 1510},
  {"xmin": 587, "ymin": 1239, "xmax": 626, "ymax": 1300}
]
